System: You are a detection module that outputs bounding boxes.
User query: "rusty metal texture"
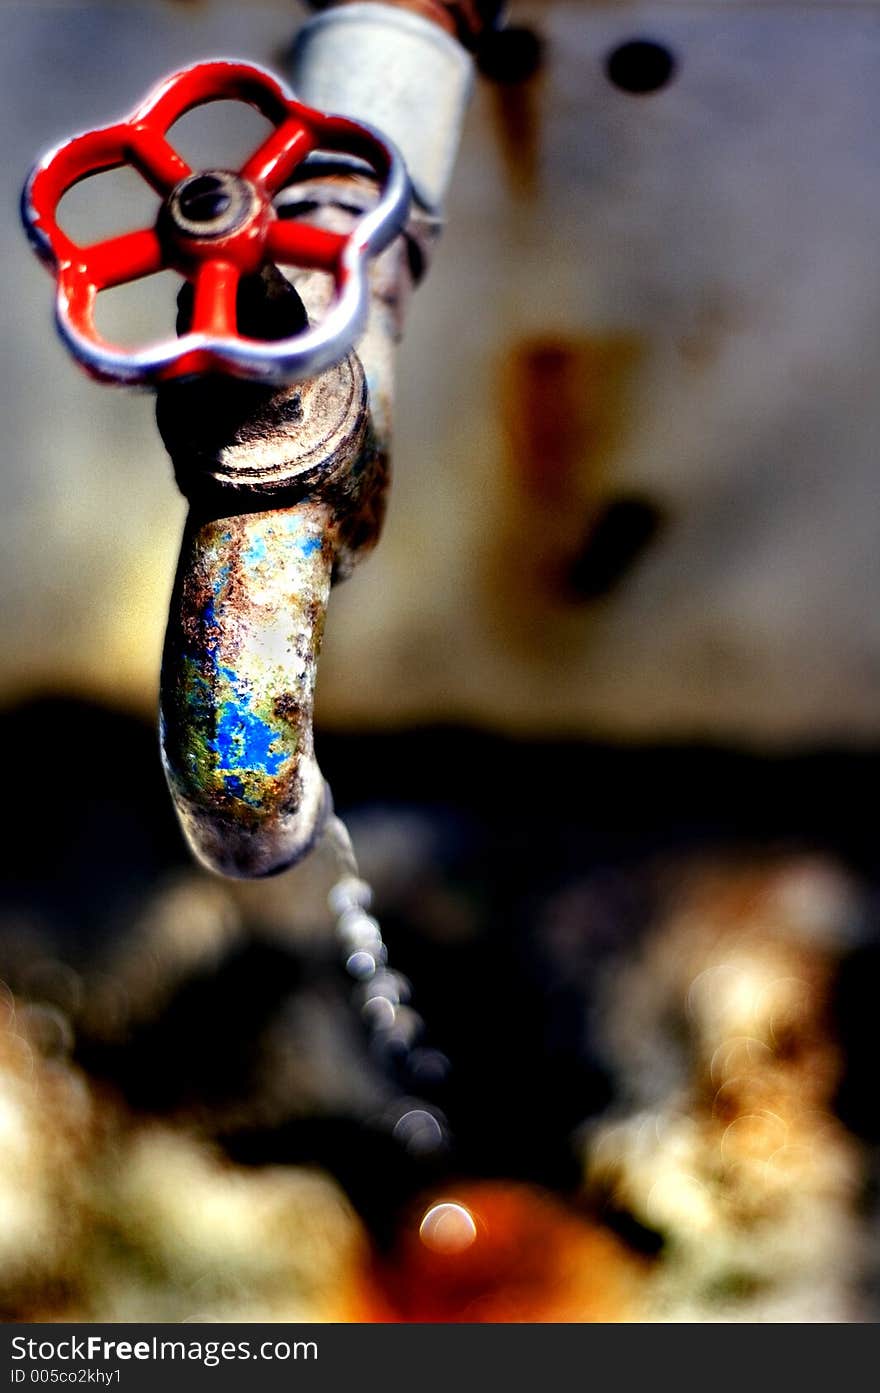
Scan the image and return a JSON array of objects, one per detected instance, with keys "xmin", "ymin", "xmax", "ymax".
[
  {"xmin": 273, "ymin": 176, "xmax": 436, "ymax": 445},
  {"xmin": 159, "ymin": 349, "xmax": 391, "ymax": 878},
  {"xmin": 158, "ymin": 338, "xmax": 369, "ymax": 497}
]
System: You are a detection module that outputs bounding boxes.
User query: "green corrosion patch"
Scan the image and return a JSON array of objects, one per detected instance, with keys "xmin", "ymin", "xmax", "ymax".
[{"xmin": 178, "ymin": 656, "xmax": 218, "ymax": 793}]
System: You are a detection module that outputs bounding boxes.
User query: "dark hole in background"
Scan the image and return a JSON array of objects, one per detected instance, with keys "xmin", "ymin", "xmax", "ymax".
[
  {"xmin": 478, "ymin": 26, "xmax": 544, "ymax": 85},
  {"xmin": 605, "ymin": 38, "xmax": 677, "ymax": 95},
  {"xmin": 566, "ymin": 495, "xmax": 664, "ymax": 600}
]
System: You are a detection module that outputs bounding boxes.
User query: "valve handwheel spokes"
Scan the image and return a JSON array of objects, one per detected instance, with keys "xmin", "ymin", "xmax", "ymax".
[{"xmin": 21, "ymin": 59, "xmax": 411, "ymax": 385}]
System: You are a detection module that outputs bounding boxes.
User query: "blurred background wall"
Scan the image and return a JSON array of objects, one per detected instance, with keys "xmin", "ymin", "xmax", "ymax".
[{"xmin": 6, "ymin": 0, "xmax": 880, "ymax": 742}]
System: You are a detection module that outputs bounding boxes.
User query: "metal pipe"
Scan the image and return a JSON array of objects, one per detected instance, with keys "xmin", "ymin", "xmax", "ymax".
[{"xmin": 286, "ymin": 3, "xmax": 474, "ymax": 215}]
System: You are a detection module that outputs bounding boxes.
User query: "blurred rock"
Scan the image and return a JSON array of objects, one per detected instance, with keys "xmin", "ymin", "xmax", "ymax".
[
  {"xmin": 0, "ymin": 996, "xmax": 366, "ymax": 1321},
  {"xmin": 583, "ymin": 856, "xmax": 867, "ymax": 1322}
]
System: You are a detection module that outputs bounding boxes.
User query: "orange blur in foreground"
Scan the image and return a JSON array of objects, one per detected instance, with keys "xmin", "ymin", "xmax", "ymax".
[{"xmin": 351, "ymin": 1181, "xmax": 645, "ymax": 1323}]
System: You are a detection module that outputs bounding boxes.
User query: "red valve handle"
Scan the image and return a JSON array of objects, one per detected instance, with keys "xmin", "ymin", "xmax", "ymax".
[{"xmin": 22, "ymin": 60, "xmax": 410, "ymax": 385}]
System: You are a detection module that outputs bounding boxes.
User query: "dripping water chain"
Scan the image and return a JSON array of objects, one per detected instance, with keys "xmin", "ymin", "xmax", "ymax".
[{"xmin": 324, "ymin": 815, "xmax": 452, "ymax": 1157}]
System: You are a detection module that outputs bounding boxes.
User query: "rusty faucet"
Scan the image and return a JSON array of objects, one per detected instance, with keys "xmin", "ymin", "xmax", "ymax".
[{"xmin": 22, "ymin": 7, "xmax": 476, "ymax": 878}]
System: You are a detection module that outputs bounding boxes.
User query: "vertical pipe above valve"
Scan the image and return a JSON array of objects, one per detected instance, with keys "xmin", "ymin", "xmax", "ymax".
[{"xmin": 286, "ymin": 2, "xmax": 475, "ymax": 215}]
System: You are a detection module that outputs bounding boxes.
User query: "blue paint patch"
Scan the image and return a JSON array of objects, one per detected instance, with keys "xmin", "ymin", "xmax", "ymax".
[
  {"xmin": 299, "ymin": 536, "xmax": 322, "ymax": 557},
  {"xmin": 244, "ymin": 535, "xmax": 267, "ymax": 567},
  {"xmin": 221, "ymin": 531, "xmax": 231, "ymax": 543},
  {"xmin": 209, "ymin": 665, "xmax": 289, "ymax": 779},
  {"xmin": 212, "ymin": 562, "xmax": 230, "ymax": 597},
  {"xmin": 184, "ymin": 594, "xmax": 292, "ymax": 795}
]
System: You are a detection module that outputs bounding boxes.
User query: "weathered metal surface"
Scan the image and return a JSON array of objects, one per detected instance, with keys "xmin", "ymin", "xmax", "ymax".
[
  {"xmin": 159, "ymin": 349, "xmax": 390, "ymax": 877},
  {"xmin": 157, "ymin": 322, "xmax": 370, "ymax": 498},
  {"xmin": 162, "ymin": 505, "xmax": 334, "ymax": 877},
  {"xmin": 274, "ymin": 176, "xmax": 430, "ymax": 449}
]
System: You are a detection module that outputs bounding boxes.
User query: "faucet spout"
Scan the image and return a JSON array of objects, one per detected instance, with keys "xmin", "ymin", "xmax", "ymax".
[
  {"xmin": 158, "ymin": 343, "xmax": 386, "ymax": 878},
  {"xmin": 161, "ymin": 503, "xmax": 335, "ymax": 877}
]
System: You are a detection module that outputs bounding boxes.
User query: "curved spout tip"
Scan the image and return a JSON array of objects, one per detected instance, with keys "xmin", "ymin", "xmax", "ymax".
[{"xmin": 166, "ymin": 755, "xmax": 332, "ymax": 879}]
